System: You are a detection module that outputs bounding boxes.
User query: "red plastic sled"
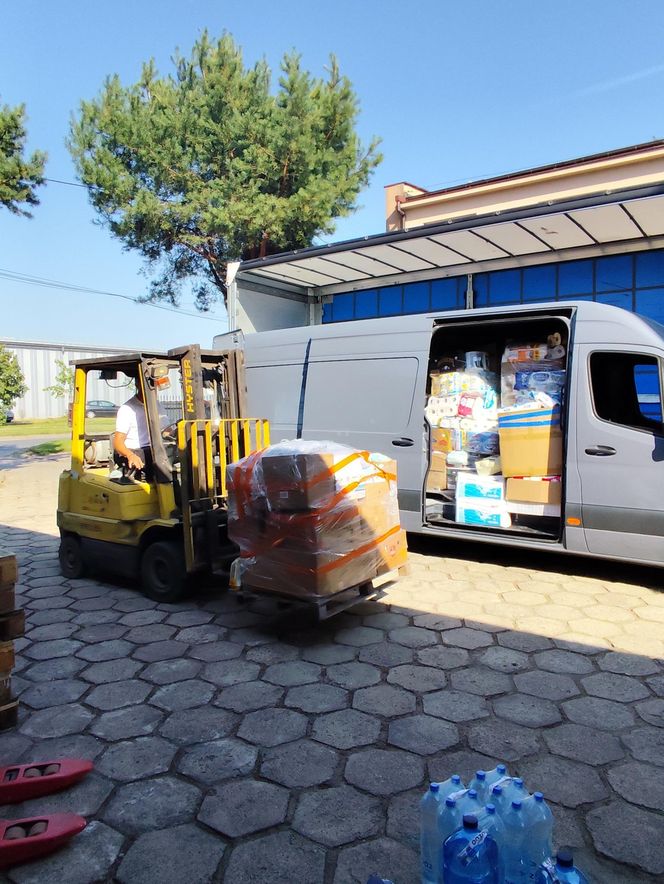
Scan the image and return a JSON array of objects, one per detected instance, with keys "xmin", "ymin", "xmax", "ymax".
[
  {"xmin": 0, "ymin": 813, "xmax": 86, "ymax": 868},
  {"xmin": 0, "ymin": 759, "xmax": 93, "ymax": 804}
]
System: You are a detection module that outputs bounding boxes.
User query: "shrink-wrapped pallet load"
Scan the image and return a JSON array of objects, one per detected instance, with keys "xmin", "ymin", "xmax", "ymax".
[{"xmin": 227, "ymin": 441, "xmax": 407, "ymax": 600}]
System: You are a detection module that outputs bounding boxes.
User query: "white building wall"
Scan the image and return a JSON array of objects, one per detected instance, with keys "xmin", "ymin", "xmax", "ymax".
[{"xmin": 0, "ymin": 339, "xmax": 132, "ymax": 419}]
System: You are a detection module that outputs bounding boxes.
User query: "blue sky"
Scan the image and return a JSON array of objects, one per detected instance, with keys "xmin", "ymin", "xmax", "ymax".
[{"xmin": 2, "ymin": 0, "xmax": 664, "ymax": 349}]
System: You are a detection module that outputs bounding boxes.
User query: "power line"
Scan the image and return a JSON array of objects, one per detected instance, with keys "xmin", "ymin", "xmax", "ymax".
[
  {"xmin": 0, "ymin": 267, "xmax": 224, "ymax": 321},
  {"xmin": 44, "ymin": 177, "xmax": 87, "ymax": 189}
]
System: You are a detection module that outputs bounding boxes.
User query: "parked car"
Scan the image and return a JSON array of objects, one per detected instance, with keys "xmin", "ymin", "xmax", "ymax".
[
  {"xmin": 2, "ymin": 409, "xmax": 14, "ymax": 424},
  {"xmin": 85, "ymin": 400, "xmax": 118, "ymax": 418}
]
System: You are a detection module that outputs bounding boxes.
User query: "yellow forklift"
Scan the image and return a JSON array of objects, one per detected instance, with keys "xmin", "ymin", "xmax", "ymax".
[{"xmin": 57, "ymin": 345, "xmax": 269, "ymax": 602}]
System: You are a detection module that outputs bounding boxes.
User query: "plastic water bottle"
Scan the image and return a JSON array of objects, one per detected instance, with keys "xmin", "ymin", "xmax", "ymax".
[
  {"xmin": 366, "ymin": 877, "xmax": 395, "ymax": 884},
  {"xmin": 457, "ymin": 788, "xmax": 482, "ymax": 816},
  {"xmin": 442, "ymin": 814, "xmax": 499, "ymax": 884},
  {"xmin": 478, "ymin": 804, "xmax": 505, "ymax": 881},
  {"xmin": 522, "ymin": 792, "xmax": 553, "ymax": 877},
  {"xmin": 484, "ymin": 763, "xmax": 508, "ymax": 791},
  {"xmin": 438, "ymin": 774, "xmax": 465, "ymax": 799},
  {"xmin": 420, "ymin": 783, "xmax": 441, "ymax": 883},
  {"xmin": 488, "ymin": 783, "xmax": 511, "ymax": 817},
  {"xmin": 537, "ymin": 848, "xmax": 589, "ymax": 884},
  {"xmin": 438, "ymin": 796, "xmax": 462, "ymax": 880},
  {"xmin": 510, "ymin": 777, "xmax": 530, "ymax": 803},
  {"xmin": 503, "ymin": 800, "xmax": 528, "ymax": 883},
  {"xmin": 468, "ymin": 770, "xmax": 489, "ymax": 804}
]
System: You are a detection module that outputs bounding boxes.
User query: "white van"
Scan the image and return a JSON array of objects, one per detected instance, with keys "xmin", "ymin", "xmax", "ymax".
[{"xmin": 215, "ymin": 301, "xmax": 664, "ymax": 568}]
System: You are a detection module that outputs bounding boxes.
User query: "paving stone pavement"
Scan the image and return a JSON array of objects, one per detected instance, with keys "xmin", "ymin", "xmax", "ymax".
[{"xmin": 1, "ymin": 457, "xmax": 664, "ymax": 882}]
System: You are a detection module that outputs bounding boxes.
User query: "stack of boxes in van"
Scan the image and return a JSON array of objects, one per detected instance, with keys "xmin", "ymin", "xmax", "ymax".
[
  {"xmin": 426, "ymin": 335, "xmax": 566, "ymax": 529},
  {"xmin": 227, "ymin": 441, "xmax": 408, "ymax": 599}
]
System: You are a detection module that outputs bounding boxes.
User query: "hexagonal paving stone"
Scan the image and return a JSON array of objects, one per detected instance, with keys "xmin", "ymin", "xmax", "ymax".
[
  {"xmin": 132, "ymin": 640, "xmax": 188, "ymax": 663},
  {"xmin": 263, "ymin": 660, "xmax": 321, "ymax": 686},
  {"xmin": 201, "ymin": 659, "xmax": 260, "ymax": 686},
  {"xmin": 334, "ymin": 625, "xmax": 383, "ymax": 647},
  {"xmin": 328, "ymin": 661, "xmax": 380, "ymax": 690},
  {"xmin": 387, "ymin": 786, "xmax": 425, "ymax": 852},
  {"xmin": 333, "ymin": 836, "xmax": 419, "ymax": 884},
  {"xmin": 513, "ymin": 670, "xmax": 580, "ymax": 701},
  {"xmin": 23, "ymin": 734, "xmax": 105, "ymax": 763},
  {"xmin": 28, "ymin": 622, "xmax": 78, "ymax": 641},
  {"xmin": 427, "ymin": 748, "xmax": 502, "ymax": 785},
  {"xmin": 416, "ymin": 646, "xmax": 470, "ymax": 670},
  {"xmin": 96, "ymin": 736, "xmax": 177, "ymax": 782},
  {"xmin": 388, "ymin": 715, "xmax": 459, "ymax": 755},
  {"xmin": 150, "ymin": 679, "xmax": 215, "ymax": 711},
  {"xmin": 494, "ymin": 693, "xmax": 562, "ymax": 728},
  {"xmin": 345, "ymin": 748, "xmax": 424, "ymax": 796},
  {"xmin": 6, "ymin": 821, "xmax": 123, "ymax": 884},
  {"xmin": 23, "ymin": 638, "xmax": 83, "ymax": 660},
  {"xmin": 622, "ymin": 726, "xmax": 664, "ymax": 765},
  {"xmin": 246, "ymin": 642, "xmax": 299, "ymax": 665},
  {"xmin": 648, "ymin": 674, "xmax": 664, "ymax": 697},
  {"xmin": 586, "ymin": 801, "xmax": 664, "ymax": 876},
  {"xmin": 86, "ymin": 679, "xmax": 152, "ymax": 711},
  {"xmin": 8, "ymin": 772, "xmax": 114, "ymax": 817},
  {"xmin": 140, "ymin": 658, "xmax": 201, "ymax": 685},
  {"xmin": 442, "ymin": 627, "xmax": 493, "ymax": 650},
  {"xmin": 178, "ymin": 738, "xmax": 258, "ymax": 785},
  {"xmin": 24, "ymin": 655, "xmax": 88, "ymax": 682},
  {"xmin": 20, "ymin": 704, "xmax": 94, "ymax": 739},
  {"xmin": 188, "ymin": 640, "xmax": 243, "ymax": 662},
  {"xmin": 467, "ymin": 719, "xmax": 542, "ymax": 761},
  {"xmin": 608, "ymin": 761, "xmax": 664, "ymax": 811},
  {"xmin": 581, "ymin": 671, "xmax": 650, "ymax": 703},
  {"xmin": 635, "ymin": 698, "xmax": 664, "ymax": 727},
  {"xmin": 116, "ymin": 823, "xmax": 226, "ymax": 884},
  {"xmin": 103, "ymin": 776, "xmax": 201, "ymax": 835},
  {"xmin": 119, "ymin": 610, "xmax": 167, "ymax": 627},
  {"xmin": 387, "ymin": 664, "xmax": 446, "ymax": 693},
  {"xmin": 293, "ymin": 785, "xmax": 382, "ymax": 846},
  {"xmin": 224, "ymin": 831, "xmax": 326, "ymax": 884},
  {"xmin": 413, "ymin": 613, "xmax": 463, "ymax": 631},
  {"xmin": 124, "ymin": 623, "xmax": 177, "ymax": 643},
  {"xmin": 198, "ymin": 778, "xmax": 288, "ymax": 837},
  {"xmin": 285, "ymin": 683, "xmax": 348, "ymax": 713},
  {"xmin": 90, "ymin": 706, "xmax": 163, "ymax": 741},
  {"xmin": 302, "ymin": 643, "xmax": 357, "ymax": 665},
  {"xmin": 312, "ymin": 708, "xmax": 381, "ymax": 749},
  {"xmin": 215, "ymin": 680, "xmax": 284, "ymax": 712},
  {"xmin": 76, "ymin": 639, "xmax": 134, "ymax": 662},
  {"xmin": 364, "ymin": 611, "xmax": 410, "ymax": 630},
  {"xmin": 450, "ymin": 667, "xmax": 512, "ymax": 697},
  {"xmin": 388, "ymin": 626, "xmax": 438, "ymax": 648},
  {"xmin": 359, "ymin": 641, "xmax": 414, "ymax": 667},
  {"xmin": 238, "ymin": 707, "xmax": 307, "ymax": 747},
  {"xmin": 353, "ymin": 684, "xmax": 415, "ymax": 717},
  {"xmin": 598, "ymin": 652, "xmax": 660, "ymax": 676},
  {"xmin": 423, "ymin": 689, "xmax": 489, "ymax": 723},
  {"xmin": 160, "ymin": 707, "xmax": 237, "ymax": 744},
  {"xmin": 563, "ymin": 696, "xmax": 635, "ymax": 731},
  {"xmin": 21, "ymin": 679, "xmax": 87, "ymax": 710},
  {"xmin": 497, "ymin": 630, "xmax": 553, "ymax": 652},
  {"xmin": 534, "ymin": 649, "xmax": 594, "ymax": 674},
  {"xmin": 75, "ymin": 624, "xmax": 127, "ymax": 643},
  {"xmin": 544, "ymin": 723, "xmax": 624, "ymax": 765},
  {"xmin": 81, "ymin": 658, "xmax": 144, "ymax": 684},
  {"xmin": 261, "ymin": 739, "xmax": 339, "ymax": 788},
  {"xmin": 518, "ymin": 756, "xmax": 609, "ymax": 807}
]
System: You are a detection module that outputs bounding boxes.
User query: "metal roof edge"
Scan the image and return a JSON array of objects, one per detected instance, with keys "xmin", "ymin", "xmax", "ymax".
[
  {"xmin": 237, "ymin": 182, "xmax": 664, "ymax": 273},
  {"xmin": 0, "ymin": 338, "xmax": 135, "ymax": 353}
]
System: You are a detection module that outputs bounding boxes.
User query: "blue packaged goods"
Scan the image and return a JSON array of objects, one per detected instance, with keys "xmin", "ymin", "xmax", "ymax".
[
  {"xmin": 465, "ymin": 431, "xmax": 500, "ymax": 455},
  {"xmin": 455, "ymin": 502, "xmax": 512, "ymax": 529},
  {"xmin": 420, "ymin": 782, "xmax": 441, "ymax": 883},
  {"xmin": 437, "ymin": 796, "xmax": 463, "ymax": 877},
  {"xmin": 536, "ymin": 848, "xmax": 589, "ymax": 884},
  {"xmin": 438, "ymin": 774, "xmax": 465, "ymax": 798},
  {"xmin": 502, "ymin": 799, "xmax": 529, "ymax": 883},
  {"xmin": 456, "ymin": 474, "xmax": 505, "ymax": 502},
  {"xmin": 522, "ymin": 792, "xmax": 554, "ymax": 879},
  {"xmin": 442, "ymin": 814, "xmax": 499, "ymax": 884}
]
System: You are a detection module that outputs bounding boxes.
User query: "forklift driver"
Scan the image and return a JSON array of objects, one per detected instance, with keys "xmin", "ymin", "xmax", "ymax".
[{"xmin": 113, "ymin": 379, "xmax": 153, "ymax": 480}]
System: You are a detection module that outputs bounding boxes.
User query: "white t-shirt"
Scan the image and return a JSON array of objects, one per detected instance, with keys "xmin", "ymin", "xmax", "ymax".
[{"xmin": 115, "ymin": 396, "xmax": 149, "ymax": 449}]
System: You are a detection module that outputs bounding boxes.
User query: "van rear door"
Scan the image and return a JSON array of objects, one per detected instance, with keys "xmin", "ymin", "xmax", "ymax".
[{"xmin": 576, "ymin": 344, "xmax": 664, "ymax": 563}]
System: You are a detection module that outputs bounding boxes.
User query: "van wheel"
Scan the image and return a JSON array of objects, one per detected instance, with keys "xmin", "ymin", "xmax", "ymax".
[
  {"xmin": 59, "ymin": 535, "xmax": 85, "ymax": 579},
  {"xmin": 141, "ymin": 541, "xmax": 187, "ymax": 602}
]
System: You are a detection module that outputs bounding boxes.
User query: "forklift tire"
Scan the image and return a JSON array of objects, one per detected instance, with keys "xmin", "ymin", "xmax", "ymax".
[
  {"xmin": 141, "ymin": 541, "xmax": 187, "ymax": 603},
  {"xmin": 59, "ymin": 535, "xmax": 85, "ymax": 579}
]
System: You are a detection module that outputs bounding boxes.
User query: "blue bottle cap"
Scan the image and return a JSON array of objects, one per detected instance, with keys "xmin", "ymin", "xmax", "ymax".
[
  {"xmin": 497, "ymin": 763, "xmax": 507, "ymax": 774},
  {"xmin": 557, "ymin": 847, "xmax": 574, "ymax": 868},
  {"xmin": 463, "ymin": 814, "xmax": 479, "ymax": 829},
  {"xmin": 534, "ymin": 791, "xmax": 544, "ymax": 801},
  {"xmin": 512, "ymin": 799, "xmax": 522, "ymax": 810},
  {"xmin": 492, "ymin": 784, "xmax": 502, "ymax": 795},
  {"xmin": 430, "ymin": 783, "xmax": 440, "ymax": 793},
  {"xmin": 445, "ymin": 796, "xmax": 456, "ymax": 807},
  {"xmin": 468, "ymin": 789, "xmax": 477, "ymax": 799},
  {"xmin": 476, "ymin": 770, "xmax": 486, "ymax": 780},
  {"xmin": 514, "ymin": 777, "xmax": 523, "ymax": 787},
  {"xmin": 485, "ymin": 803, "xmax": 495, "ymax": 814},
  {"xmin": 451, "ymin": 774, "xmax": 461, "ymax": 784}
]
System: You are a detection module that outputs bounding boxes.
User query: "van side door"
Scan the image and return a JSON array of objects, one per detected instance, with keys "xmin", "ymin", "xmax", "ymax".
[{"xmin": 576, "ymin": 344, "xmax": 664, "ymax": 563}]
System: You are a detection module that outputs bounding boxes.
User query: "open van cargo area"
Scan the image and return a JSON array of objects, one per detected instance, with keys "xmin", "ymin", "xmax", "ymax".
[{"xmin": 424, "ymin": 315, "xmax": 569, "ymax": 540}]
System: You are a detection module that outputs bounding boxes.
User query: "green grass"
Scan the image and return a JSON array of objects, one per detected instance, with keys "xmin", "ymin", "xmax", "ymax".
[
  {"xmin": 0, "ymin": 417, "xmax": 116, "ymax": 437},
  {"xmin": 27, "ymin": 440, "xmax": 71, "ymax": 456}
]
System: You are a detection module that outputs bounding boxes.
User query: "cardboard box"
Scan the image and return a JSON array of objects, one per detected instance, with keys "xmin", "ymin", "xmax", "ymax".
[
  {"xmin": 426, "ymin": 469, "xmax": 447, "ymax": 493},
  {"xmin": 432, "ymin": 427, "xmax": 455, "ymax": 453},
  {"xmin": 455, "ymin": 501, "xmax": 511, "ymax": 529},
  {"xmin": 498, "ymin": 407, "xmax": 563, "ymax": 478},
  {"xmin": 506, "ymin": 500, "xmax": 561, "ymax": 517},
  {"xmin": 506, "ymin": 477, "xmax": 562, "ymax": 505},
  {"xmin": 260, "ymin": 452, "xmax": 339, "ymax": 511},
  {"xmin": 456, "ymin": 473, "xmax": 505, "ymax": 503}
]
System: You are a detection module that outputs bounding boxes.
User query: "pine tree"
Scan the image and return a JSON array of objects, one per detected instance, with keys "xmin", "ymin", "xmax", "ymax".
[
  {"xmin": 68, "ymin": 32, "xmax": 382, "ymax": 309},
  {"xmin": 0, "ymin": 101, "xmax": 46, "ymax": 216}
]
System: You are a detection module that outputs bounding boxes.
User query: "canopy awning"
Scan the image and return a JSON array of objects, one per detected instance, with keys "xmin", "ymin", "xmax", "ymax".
[{"xmin": 236, "ymin": 186, "xmax": 664, "ymax": 296}]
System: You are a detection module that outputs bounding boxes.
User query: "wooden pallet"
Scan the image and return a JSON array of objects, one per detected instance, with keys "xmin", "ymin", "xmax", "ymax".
[{"xmin": 0, "ymin": 550, "xmax": 22, "ymax": 732}]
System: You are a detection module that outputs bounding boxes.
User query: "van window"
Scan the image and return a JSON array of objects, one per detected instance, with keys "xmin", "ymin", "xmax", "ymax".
[
  {"xmin": 590, "ymin": 352, "xmax": 664, "ymax": 432},
  {"xmin": 305, "ymin": 357, "xmax": 419, "ymax": 432}
]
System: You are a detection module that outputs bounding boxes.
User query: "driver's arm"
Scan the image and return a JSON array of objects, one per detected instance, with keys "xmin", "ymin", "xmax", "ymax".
[{"xmin": 113, "ymin": 432, "xmax": 144, "ymax": 470}]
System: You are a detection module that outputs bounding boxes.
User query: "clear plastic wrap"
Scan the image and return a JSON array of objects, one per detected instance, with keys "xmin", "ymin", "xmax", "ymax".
[{"xmin": 227, "ymin": 440, "xmax": 407, "ymax": 600}]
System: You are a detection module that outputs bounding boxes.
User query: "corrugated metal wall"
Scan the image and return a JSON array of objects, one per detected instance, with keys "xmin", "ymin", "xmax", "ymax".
[{"xmin": 0, "ymin": 339, "xmax": 133, "ymax": 419}]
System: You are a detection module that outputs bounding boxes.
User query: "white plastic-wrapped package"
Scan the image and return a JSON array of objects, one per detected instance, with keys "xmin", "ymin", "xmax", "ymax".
[{"xmin": 227, "ymin": 440, "xmax": 407, "ymax": 600}]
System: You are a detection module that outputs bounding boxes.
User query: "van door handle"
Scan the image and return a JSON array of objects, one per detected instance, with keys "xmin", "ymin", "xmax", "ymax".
[
  {"xmin": 585, "ymin": 445, "xmax": 616, "ymax": 456},
  {"xmin": 392, "ymin": 437, "xmax": 414, "ymax": 447}
]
